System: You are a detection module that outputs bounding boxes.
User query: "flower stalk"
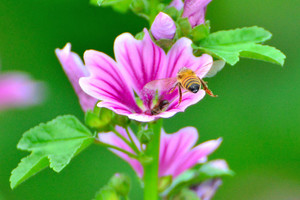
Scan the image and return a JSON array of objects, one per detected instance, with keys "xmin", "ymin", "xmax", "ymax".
[
  {"xmin": 95, "ymin": 140, "xmax": 139, "ymax": 159},
  {"xmin": 143, "ymin": 119, "xmax": 162, "ymax": 200}
]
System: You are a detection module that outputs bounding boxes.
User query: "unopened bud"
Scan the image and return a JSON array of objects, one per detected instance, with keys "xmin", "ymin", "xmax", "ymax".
[
  {"xmin": 151, "ymin": 12, "xmax": 176, "ymax": 40},
  {"xmin": 182, "ymin": 0, "xmax": 212, "ymax": 28},
  {"xmin": 108, "ymin": 173, "xmax": 131, "ymax": 197},
  {"xmin": 158, "ymin": 176, "xmax": 172, "ymax": 193},
  {"xmin": 93, "ymin": 186, "xmax": 119, "ymax": 200},
  {"xmin": 112, "ymin": 114, "xmax": 130, "ymax": 128},
  {"xmin": 137, "ymin": 128, "xmax": 153, "ymax": 144}
]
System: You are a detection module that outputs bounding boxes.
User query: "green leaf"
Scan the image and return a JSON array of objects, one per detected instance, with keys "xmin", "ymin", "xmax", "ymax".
[
  {"xmin": 10, "ymin": 115, "xmax": 94, "ymax": 189},
  {"xmin": 194, "ymin": 26, "xmax": 286, "ymax": 66}
]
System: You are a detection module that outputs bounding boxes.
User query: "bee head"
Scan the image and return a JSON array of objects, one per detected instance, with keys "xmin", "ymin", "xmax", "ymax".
[{"xmin": 189, "ymin": 84, "xmax": 200, "ymax": 93}]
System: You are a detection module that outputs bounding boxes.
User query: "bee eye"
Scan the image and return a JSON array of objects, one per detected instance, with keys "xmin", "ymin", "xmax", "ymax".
[{"xmin": 189, "ymin": 84, "xmax": 200, "ymax": 93}]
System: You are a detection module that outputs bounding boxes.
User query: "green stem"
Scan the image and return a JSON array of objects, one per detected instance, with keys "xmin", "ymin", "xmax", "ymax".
[
  {"xmin": 95, "ymin": 140, "xmax": 139, "ymax": 159},
  {"xmin": 110, "ymin": 126, "xmax": 140, "ymax": 155},
  {"xmin": 143, "ymin": 119, "xmax": 163, "ymax": 200},
  {"xmin": 125, "ymin": 126, "xmax": 140, "ymax": 153}
]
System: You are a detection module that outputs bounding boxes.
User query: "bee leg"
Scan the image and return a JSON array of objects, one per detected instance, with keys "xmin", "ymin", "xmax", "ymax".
[
  {"xmin": 198, "ymin": 78, "xmax": 218, "ymax": 97},
  {"xmin": 177, "ymin": 84, "xmax": 183, "ymax": 106},
  {"xmin": 169, "ymin": 83, "xmax": 179, "ymax": 94}
]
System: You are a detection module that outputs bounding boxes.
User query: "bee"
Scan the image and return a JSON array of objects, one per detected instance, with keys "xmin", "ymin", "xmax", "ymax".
[
  {"xmin": 144, "ymin": 60, "xmax": 225, "ymax": 107},
  {"xmin": 151, "ymin": 100, "xmax": 170, "ymax": 115}
]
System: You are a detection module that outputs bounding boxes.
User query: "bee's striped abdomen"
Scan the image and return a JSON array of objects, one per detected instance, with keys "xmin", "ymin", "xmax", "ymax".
[{"xmin": 181, "ymin": 76, "xmax": 201, "ymax": 93}]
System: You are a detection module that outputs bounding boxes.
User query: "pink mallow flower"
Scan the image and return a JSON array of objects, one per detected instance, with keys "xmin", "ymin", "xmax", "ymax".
[
  {"xmin": 98, "ymin": 126, "xmax": 222, "ymax": 179},
  {"xmin": 182, "ymin": 0, "xmax": 212, "ymax": 27},
  {"xmin": 55, "ymin": 43, "xmax": 98, "ymax": 112},
  {"xmin": 151, "ymin": 12, "xmax": 176, "ymax": 40},
  {"xmin": 79, "ymin": 29, "xmax": 213, "ymax": 122},
  {"xmin": 0, "ymin": 72, "xmax": 44, "ymax": 110}
]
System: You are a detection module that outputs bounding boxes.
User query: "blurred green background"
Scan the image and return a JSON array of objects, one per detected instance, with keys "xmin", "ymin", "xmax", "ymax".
[{"xmin": 0, "ymin": 0, "xmax": 299, "ymax": 199}]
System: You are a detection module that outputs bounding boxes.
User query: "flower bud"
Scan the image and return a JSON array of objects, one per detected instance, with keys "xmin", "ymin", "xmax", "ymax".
[
  {"xmin": 108, "ymin": 173, "xmax": 131, "ymax": 197},
  {"xmin": 94, "ymin": 186, "xmax": 120, "ymax": 200},
  {"xmin": 158, "ymin": 175, "xmax": 172, "ymax": 193},
  {"xmin": 137, "ymin": 128, "xmax": 153, "ymax": 144},
  {"xmin": 150, "ymin": 12, "xmax": 176, "ymax": 40},
  {"xmin": 182, "ymin": 0, "xmax": 212, "ymax": 27},
  {"xmin": 169, "ymin": 0, "xmax": 184, "ymax": 10},
  {"xmin": 112, "ymin": 114, "xmax": 130, "ymax": 128},
  {"xmin": 192, "ymin": 179, "xmax": 222, "ymax": 200}
]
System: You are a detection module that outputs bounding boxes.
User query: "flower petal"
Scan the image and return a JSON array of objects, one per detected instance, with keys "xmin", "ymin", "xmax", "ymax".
[
  {"xmin": 79, "ymin": 50, "xmax": 141, "ymax": 113},
  {"xmin": 182, "ymin": 0, "xmax": 212, "ymax": 27},
  {"xmin": 114, "ymin": 29, "xmax": 166, "ymax": 95},
  {"xmin": 161, "ymin": 90, "xmax": 206, "ymax": 115},
  {"xmin": 169, "ymin": 0, "xmax": 184, "ymax": 10},
  {"xmin": 0, "ymin": 73, "xmax": 44, "ymax": 110},
  {"xmin": 55, "ymin": 43, "xmax": 97, "ymax": 111},
  {"xmin": 173, "ymin": 138, "xmax": 222, "ymax": 177},
  {"xmin": 98, "ymin": 126, "xmax": 143, "ymax": 177},
  {"xmin": 159, "ymin": 127, "xmax": 199, "ymax": 177},
  {"xmin": 194, "ymin": 179, "xmax": 222, "ymax": 200},
  {"xmin": 165, "ymin": 37, "xmax": 213, "ymax": 79}
]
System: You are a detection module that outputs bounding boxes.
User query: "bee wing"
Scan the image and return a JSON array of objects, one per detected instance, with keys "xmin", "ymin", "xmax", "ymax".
[
  {"xmin": 204, "ymin": 60, "xmax": 226, "ymax": 78},
  {"xmin": 143, "ymin": 77, "xmax": 178, "ymax": 93}
]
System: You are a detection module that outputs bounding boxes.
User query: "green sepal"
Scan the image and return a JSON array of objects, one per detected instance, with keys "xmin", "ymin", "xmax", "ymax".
[
  {"xmin": 10, "ymin": 115, "xmax": 94, "ymax": 189},
  {"xmin": 190, "ymin": 22, "xmax": 210, "ymax": 44},
  {"xmin": 176, "ymin": 18, "xmax": 192, "ymax": 37},
  {"xmin": 155, "ymin": 39, "xmax": 174, "ymax": 52},
  {"xmin": 163, "ymin": 6, "xmax": 181, "ymax": 21},
  {"xmin": 193, "ymin": 26, "xmax": 286, "ymax": 66}
]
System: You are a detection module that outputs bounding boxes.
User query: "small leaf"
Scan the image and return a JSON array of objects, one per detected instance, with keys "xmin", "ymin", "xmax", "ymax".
[
  {"xmin": 10, "ymin": 152, "xmax": 49, "ymax": 189},
  {"xmin": 10, "ymin": 115, "xmax": 94, "ymax": 189},
  {"xmin": 194, "ymin": 26, "xmax": 286, "ymax": 66}
]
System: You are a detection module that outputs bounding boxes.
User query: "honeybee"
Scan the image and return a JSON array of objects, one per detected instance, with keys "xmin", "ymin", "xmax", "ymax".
[
  {"xmin": 151, "ymin": 100, "xmax": 170, "ymax": 115},
  {"xmin": 144, "ymin": 60, "xmax": 225, "ymax": 108}
]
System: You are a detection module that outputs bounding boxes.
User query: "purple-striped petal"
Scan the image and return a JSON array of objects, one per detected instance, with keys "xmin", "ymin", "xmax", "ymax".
[
  {"xmin": 114, "ymin": 29, "xmax": 166, "ymax": 95},
  {"xmin": 157, "ymin": 90, "xmax": 206, "ymax": 119},
  {"xmin": 159, "ymin": 127, "xmax": 199, "ymax": 176},
  {"xmin": 55, "ymin": 43, "xmax": 97, "ymax": 111},
  {"xmin": 98, "ymin": 126, "xmax": 143, "ymax": 177},
  {"xmin": 172, "ymin": 138, "xmax": 222, "ymax": 177},
  {"xmin": 151, "ymin": 12, "xmax": 176, "ymax": 40},
  {"xmin": 165, "ymin": 37, "xmax": 213, "ymax": 79},
  {"xmin": 79, "ymin": 50, "xmax": 141, "ymax": 113},
  {"xmin": 0, "ymin": 73, "xmax": 44, "ymax": 110},
  {"xmin": 169, "ymin": 0, "xmax": 184, "ymax": 10},
  {"xmin": 182, "ymin": 0, "xmax": 212, "ymax": 27}
]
